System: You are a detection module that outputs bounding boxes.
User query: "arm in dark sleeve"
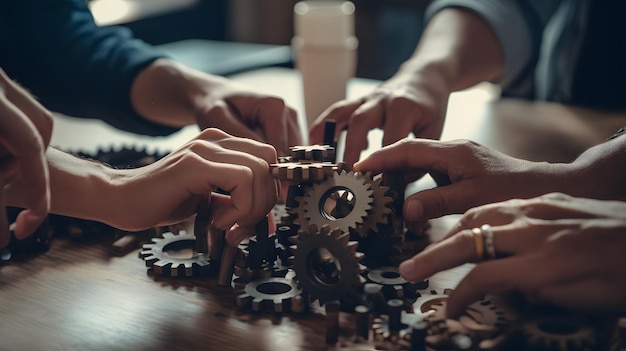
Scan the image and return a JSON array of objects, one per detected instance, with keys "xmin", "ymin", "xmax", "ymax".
[{"xmin": 9, "ymin": 0, "xmax": 178, "ymax": 136}]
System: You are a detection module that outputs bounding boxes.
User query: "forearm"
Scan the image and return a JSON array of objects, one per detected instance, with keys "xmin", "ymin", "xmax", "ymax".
[
  {"xmin": 130, "ymin": 59, "xmax": 220, "ymax": 128},
  {"xmin": 6, "ymin": 148, "xmax": 119, "ymax": 225},
  {"xmin": 564, "ymin": 134, "xmax": 626, "ymax": 200},
  {"xmin": 387, "ymin": 8, "xmax": 504, "ymax": 92}
]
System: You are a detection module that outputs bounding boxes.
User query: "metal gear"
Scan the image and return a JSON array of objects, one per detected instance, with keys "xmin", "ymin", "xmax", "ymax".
[
  {"xmin": 75, "ymin": 145, "xmax": 166, "ymax": 169},
  {"xmin": 139, "ymin": 231, "xmax": 211, "ymax": 277},
  {"xmin": 270, "ymin": 161, "xmax": 338, "ymax": 182},
  {"xmin": 521, "ymin": 310, "xmax": 599, "ymax": 351},
  {"xmin": 294, "ymin": 169, "xmax": 374, "ymax": 234},
  {"xmin": 289, "ymin": 224, "xmax": 365, "ymax": 304},
  {"xmin": 353, "ymin": 224, "xmax": 405, "ymax": 268},
  {"xmin": 365, "ymin": 266, "xmax": 428, "ymax": 302},
  {"xmin": 372, "ymin": 310, "xmax": 423, "ymax": 349},
  {"xmin": 356, "ymin": 174, "xmax": 394, "ymax": 237},
  {"xmin": 290, "ymin": 145, "xmax": 335, "ymax": 162},
  {"xmin": 234, "ymin": 276, "xmax": 303, "ymax": 313},
  {"xmin": 421, "ymin": 292, "xmax": 513, "ymax": 351}
]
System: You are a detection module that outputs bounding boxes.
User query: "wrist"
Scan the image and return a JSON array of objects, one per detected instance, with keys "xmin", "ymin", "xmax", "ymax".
[
  {"xmin": 131, "ymin": 59, "xmax": 204, "ymax": 127},
  {"xmin": 44, "ymin": 149, "xmax": 120, "ymax": 224}
]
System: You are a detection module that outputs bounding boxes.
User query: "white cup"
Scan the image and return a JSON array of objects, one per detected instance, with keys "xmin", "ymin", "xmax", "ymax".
[{"xmin": 292, "ymin": 1, "xmax": 358, "ymax": 128}]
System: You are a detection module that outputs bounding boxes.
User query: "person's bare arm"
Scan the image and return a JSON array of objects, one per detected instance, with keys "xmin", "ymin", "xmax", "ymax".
[
  {"xmin": 310, "ymin": 8, "xmax": 504, "ymax": 166},
  {"xmin": 130, "ymin": 59, "xmax": 301, "ymax": 156},
  {"xmin": 6, "ymin": 129, "xmax": 279, "ymax": 237}
]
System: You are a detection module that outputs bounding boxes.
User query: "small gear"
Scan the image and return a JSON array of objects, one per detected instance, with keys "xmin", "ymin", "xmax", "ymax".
[
  {"xmin": 289, "ymin": 224, "xmax": 365, "ymax": 304},
  {"xmin": 413, "ymin": 288, "xmax": 454, "ymax": 317},
  {"xmin": 295, "ymin": 169, "xmax": 374, "ymax": 234},
  {"xmin": 234, "ymin": 277, "xmax": 303, "ymax": 313},
  {"xmin": 372, "ymin": 310, "xmax": 423, "ymax": 349},
  {"xmin": 139, "ymin": 231, "xmax": 211, "ymax": 277},
  {"xmin": 270, "ymin": 161, "xmax": 338, "ymax": 182},
  {"xmin": 290, "ymin": 145, "xmax": 335, "ymax": 162},
  {"xmin": 365, "ymin": 266, "xmax": 428, "ymax": 302}
]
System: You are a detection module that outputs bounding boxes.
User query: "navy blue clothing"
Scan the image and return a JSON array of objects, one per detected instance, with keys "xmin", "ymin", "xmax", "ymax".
[{"xmin": 0, "ymin": 0, "xmax": 177, "ymax": 136}]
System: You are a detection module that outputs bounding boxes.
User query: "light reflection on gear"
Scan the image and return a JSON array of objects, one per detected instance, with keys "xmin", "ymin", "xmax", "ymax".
[
  {"xmin": 234, "ymin": 277, "xmax": 303, "ymax": 313},
  {"xmin": 270, "ymin": 161, "xmax": 338, "ymax": 182},
  {"xmin": 295, "ymin": 169, "xmax": 374, "ymax": 235},
  {"xmin": 356, "ymin": 174, "xmax": 393, "ymax": 237},
  {"xmin": 289, "ymin": 224, "xmax": 365, "ymax": 304},
  {"xmin": 139, "ymin": 231, "xmax": 210, "ymax": 277}
]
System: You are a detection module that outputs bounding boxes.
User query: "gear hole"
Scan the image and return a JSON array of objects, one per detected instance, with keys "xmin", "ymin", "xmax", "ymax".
[
  {"xmin": 419, "ymin": 297, "xmax": 448, "ymax": 314},
  {"xmin": 256, "ymin": 282, "xmax": 292, "ymax": 295},
  {"xmin": 381, "ymin": 271, "xmax": 401, "ymax": 279},
  {"xmin": 307, "ymin": 247, "xmax": 343, "ymax": 287},
  {"xmin": 537, "ymin": 318, "xmax": 580, "ymax": 335},
  {"xmin": 163, "ymin": 240, "xmax": 197, "ymax": 259},
  {"xmin": 320, "ymin": 187, "xmax": 355, "ymax": 220}
]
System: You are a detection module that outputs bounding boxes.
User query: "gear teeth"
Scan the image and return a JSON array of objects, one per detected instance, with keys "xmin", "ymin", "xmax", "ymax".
[
  {"xmin": 139, "ymin": 231, "xmax": 211, "ymax": 277},
  {"xmin": 289, "ymin": 145, "xmax": 335, "ymax": 162},
  {"xmin": 270, "ymin": 162, "xmax": 338, "ymax": 182},
  {"xmin": 290, "ymin": 224, "xmax": 365, "ymax": 303},
  {"xmin": 295, "ymin": 169, "xmax": 374, "ymax": 235},
  {"xmin": 356, "ymin": 173, "xmax": 394, "ymax": 237},
  {"xmin": 234, "ymin": 277, "xmax": 302, "ymax": 313}
]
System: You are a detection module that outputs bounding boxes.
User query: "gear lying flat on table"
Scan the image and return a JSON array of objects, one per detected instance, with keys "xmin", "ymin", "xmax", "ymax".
[
  {"xmin": 139, "ymin": 231, "xmax": 211, "ymax": 277},
  {"xmin": 235, "ymin": 276, "xmax": 303, "ymax": 313}
]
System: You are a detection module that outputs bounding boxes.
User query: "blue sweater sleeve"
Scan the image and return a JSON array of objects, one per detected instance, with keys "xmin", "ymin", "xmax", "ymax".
[{"xmin": 7, "ymin": 0, "xmax": 178, "ymax": 136}]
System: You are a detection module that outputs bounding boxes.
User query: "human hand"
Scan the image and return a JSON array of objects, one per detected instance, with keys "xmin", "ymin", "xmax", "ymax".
[
  {"xmin": 106, "ymin": 128, "xmax": 279, "ymax": 245},
  {"xmin": 398, "ymin": 193, "xmax": 626, "ymax": 317},
  {"xmin": 194, "ymin": 76, "xmax": 301, "ymax": 156},
  {"xmin": 131, "ymin": 60, "xmax": 301, "ymax": 156},
  {"xmin": 354, "ymin": 138, "xmax": 569, "ymax": 225},
  {"xmin": 309, "ymin": 70, "xmax": 450, "ymax": 166},
  {"xmin": 0, "ymin": 68, "xmax": 53, "ymax": 247}
]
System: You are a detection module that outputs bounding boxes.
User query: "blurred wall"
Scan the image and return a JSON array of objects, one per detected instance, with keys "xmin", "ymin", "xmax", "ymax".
[
  {"xmin": 227, "ymin": 0, "xmax": 428, "ymax": 80},
  {"xmin": 92, "ymin": 0, "xmax": 427, "ymax": 80}
]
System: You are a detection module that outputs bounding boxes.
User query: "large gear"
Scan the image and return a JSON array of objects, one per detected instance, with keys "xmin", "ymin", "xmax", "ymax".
[
  {"xmin": 234, "ymin": 277, "xmax": 304, "ymax": 313},
  {"xmin": 294, "ymin": 169, "xmax": 374, "ymax": 234},
  {"xmin": 520, "ymin": 310, "xmax": 600, "ymax": 351},
  {"xmin": 356, "ymin": 174, "xmax": 394, "ymax": 237},
  {"xmin": 139, "ymin": 231, "xmax": 211, "ymax": 277},
  {"xmin": 289, "ymin": 224, "xmax": 365, "ymax": 304}
]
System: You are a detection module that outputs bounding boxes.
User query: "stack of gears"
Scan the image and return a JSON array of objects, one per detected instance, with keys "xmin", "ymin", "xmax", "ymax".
[
  {"xmin": 133, "ymin": 141, "xmax": 622, "ymax": 351},
  {"xmin": 1, "ymin": 140, "xmax": 622, "ymax": 350}
]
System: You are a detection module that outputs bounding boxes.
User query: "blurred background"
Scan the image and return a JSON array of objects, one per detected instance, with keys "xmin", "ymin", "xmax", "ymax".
[{"xmin": 87, "ymin": 0, "xmax": 429, "ymax": 80}]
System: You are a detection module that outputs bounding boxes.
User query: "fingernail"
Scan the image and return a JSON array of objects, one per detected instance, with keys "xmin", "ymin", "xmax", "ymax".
[
  {"xmin": 398, "ymin": 260, "xmax": 417, "ymax": 282},
  {"xmin": 352, "ymin": 161, "xmax": 362, "ymax": 170},
  {"xmin": 404, "ymin": 199, "xmax": 424, "ymax": 221}
]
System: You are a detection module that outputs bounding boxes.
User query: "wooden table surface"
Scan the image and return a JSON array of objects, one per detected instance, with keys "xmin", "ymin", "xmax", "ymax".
[{"xmin": 3, "ymin": 68, "xmax": 626, "ymax": 351}]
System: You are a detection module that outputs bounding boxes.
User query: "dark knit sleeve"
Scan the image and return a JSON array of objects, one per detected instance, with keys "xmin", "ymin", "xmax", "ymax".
[{"xmin": 8, "ymin": 0, "xmax": 179, "ymax": 136}]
